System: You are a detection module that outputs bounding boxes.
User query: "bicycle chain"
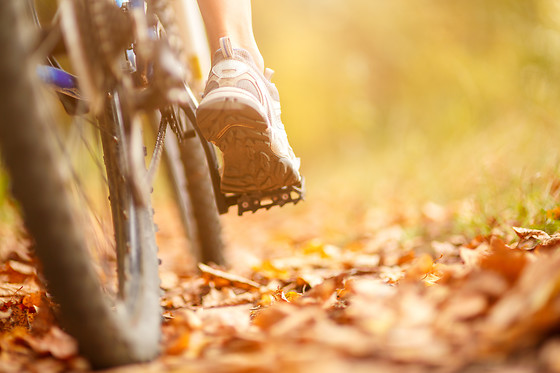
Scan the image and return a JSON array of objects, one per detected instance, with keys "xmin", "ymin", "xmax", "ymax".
[{"xmin": 161, "ymin": 106, "xmax": 191, "ymax": 142}]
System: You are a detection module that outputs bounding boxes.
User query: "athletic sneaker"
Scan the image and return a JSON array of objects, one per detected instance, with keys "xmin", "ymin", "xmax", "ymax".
[{"xmin": 196, "ymin": 37, "xmax": 301, "ymax": 193}]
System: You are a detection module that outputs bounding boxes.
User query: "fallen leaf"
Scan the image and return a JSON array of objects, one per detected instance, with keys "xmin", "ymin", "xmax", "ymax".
[
  {"xmin": 440, "ymin": 292, "xmax": 488, "ymax": 321},
  {"xmin": 0, "ymin": 260, "xmax": 36, "ymax": 284},
  {"xmin": 22, "ymin": 326, "xmax": 78, "ymax": 360},
  {"xmin": 540, "ymin": 338, "xmax": 560, "ymax": 373},
  {"xmin": 513, "ymin": 227, "xmax": 551, "ymax": 250},
  {"xmin": 404, "ymin": 253, "xmax": 434, "ymax": 281},
  {"xmin": 535, "ymin": 234, "xmax": 560, "ymax": 251},
  {"xmin": 480, "ymin": 237, "xmax": 527, "ymax": 284},
  {"xmin": 199, "ymin": 263, "xmax": 261, "ymax": 291},
  {"xmin": 166, "ymin": 331, "xmax": 190, "ymax": 356},
  {"xmin": 460, "ymin": 243, "xmax": 491, "ymax": 267}
]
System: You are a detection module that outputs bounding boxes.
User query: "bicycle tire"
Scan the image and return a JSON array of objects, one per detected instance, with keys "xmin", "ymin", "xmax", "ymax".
[
  {"xmin": 150, "ymin": 2, "xmax": 226, "ymax": 266},
  {"xmin": 177, "ymin": 109, "xmax": 225, "ymax": 265},
  {"xmin": 155, "ymin": 107, "xmax": 225, "ymax": 266},
  {"xmin": 0, "ymin": 1, "xmax": 160, "ymax": 368}
]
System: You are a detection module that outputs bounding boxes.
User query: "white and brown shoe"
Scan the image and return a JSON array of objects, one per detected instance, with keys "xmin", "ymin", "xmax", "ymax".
[{"xmin": 196, "ymin": 37, "xmax": 301, "ymax": 193}]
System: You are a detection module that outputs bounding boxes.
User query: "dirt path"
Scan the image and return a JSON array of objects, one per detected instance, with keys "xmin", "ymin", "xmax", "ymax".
[{"xmin": 1, "ymin": 197, "xmax": 560, "ymax": 373}]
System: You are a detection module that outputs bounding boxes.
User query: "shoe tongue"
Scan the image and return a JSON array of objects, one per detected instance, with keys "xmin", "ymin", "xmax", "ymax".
[
  {"xmin": 219, "ymin": 36, "xmax": 234, "ymax": 58},
  {"xmin": 264, "ymin": 68, "xmax": 275, "ymax": 81}
]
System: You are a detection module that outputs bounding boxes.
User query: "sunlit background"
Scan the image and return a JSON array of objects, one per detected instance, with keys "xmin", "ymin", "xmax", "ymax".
[
  {"xmin": 2, "ymin": 0, "xmax": 560, "ymax": 237},
  {"xmin": 252, "ymin": 0, "xmax": 560, "ymax": 213}
]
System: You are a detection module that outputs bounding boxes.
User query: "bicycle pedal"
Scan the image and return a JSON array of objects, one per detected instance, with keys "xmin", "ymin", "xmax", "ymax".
[{"xmin": 229, "ymin": 179, "xmax": 306, "ymax": 216}]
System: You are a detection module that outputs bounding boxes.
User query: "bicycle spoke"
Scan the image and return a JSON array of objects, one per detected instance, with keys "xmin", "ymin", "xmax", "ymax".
[{"xmin": 41, "ymin": 95, "xmax": 120, "ymax": 295}]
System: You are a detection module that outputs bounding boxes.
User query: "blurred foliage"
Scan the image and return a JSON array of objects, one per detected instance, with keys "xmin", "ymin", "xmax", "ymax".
[
  {"xmin": 3, "ymin": 0, "xmax": 560, "ymax": 232},
  {"xmin": 253, "ymin": 0, "xmax": 560, "ymax": 216}
]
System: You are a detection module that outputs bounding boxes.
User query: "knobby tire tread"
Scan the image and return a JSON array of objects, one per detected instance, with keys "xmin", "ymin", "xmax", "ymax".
[{"xmin": 179, "ymin": 130, "xmax": 225, "ymax": 265}]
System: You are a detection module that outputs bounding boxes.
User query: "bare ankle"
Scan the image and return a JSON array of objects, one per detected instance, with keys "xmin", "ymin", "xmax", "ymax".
[
  {"xmin": 247, "ymin": 49, "xmax": 265, "ymax": 73},
  {"xmin": 230, "ymin": 38, "xmax": 264, "ymax": 72}
]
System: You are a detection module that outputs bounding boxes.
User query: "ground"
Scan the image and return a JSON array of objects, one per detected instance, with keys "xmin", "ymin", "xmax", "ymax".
[{"xmin": 2, "ymin": 186, "xmax": 560, "ymax": 373}]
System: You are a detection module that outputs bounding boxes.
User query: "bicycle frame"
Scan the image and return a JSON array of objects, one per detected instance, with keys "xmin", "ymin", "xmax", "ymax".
[
  {"xmin": 36, "ymin": 0, "xmax": 304, "ymax": 216},
  {"xmin": 37, "ymin": 65, "xmax": 81, "ymax": 99},
  {"xmin": 38, "ymin": 0, "xmax": 142, "ymax": 102},
  {"xmin": 35, "ymin": 0, "xmax": 232, "ymax": 211}
]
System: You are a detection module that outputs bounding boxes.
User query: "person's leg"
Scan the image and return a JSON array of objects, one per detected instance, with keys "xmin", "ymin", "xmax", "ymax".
[
  {"xmin": 197, "ymin": 0, "xmax": 264, "ymax": 72},
  {"xmin": 195, "ymin": 0, "xmax": 301, "ymax": 193}
]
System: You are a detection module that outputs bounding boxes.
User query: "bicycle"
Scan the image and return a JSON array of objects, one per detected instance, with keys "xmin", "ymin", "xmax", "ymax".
[{"xmin": 0, "ymin": 0, "xmax": 304, "ymax": 368}]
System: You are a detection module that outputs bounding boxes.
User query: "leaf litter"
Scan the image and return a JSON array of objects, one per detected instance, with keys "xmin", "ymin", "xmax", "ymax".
[{"xmin": 1, "ymin": 201, "xmax": 560, "ymax": 372}]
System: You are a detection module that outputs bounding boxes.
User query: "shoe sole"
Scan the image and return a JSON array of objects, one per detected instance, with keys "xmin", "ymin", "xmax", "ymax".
[{"xmin": 196, "ymin": 87, "xmax": 300, "ymax": 193}]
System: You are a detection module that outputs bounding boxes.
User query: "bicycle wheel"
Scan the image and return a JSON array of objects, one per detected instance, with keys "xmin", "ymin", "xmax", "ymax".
[
  {"xmin": 153, "ymin": 109, "xmax": 225, "ymax": 266},
  {"xmin": 0, "ymin": 1, "xmax": 160, "ymax": 368},
  {"xmin": 151, "ymin": 2, "xmax": 226, "ymax": 266},
  {"xmin": 177, "ymin": 107, "xmax": 225, "ymax": 265}
]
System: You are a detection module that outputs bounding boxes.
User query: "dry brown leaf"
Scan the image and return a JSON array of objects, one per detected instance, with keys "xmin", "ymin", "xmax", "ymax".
[
  {"xmin": 479, "ymin": 237, "xmax": 527, "ymax": 284},
  {"xmin": 513, "ymin": 227, "xmax": 551, "ymax": 250},
  {"xmin": 25, "ymin": 326, "xmax": 78, "ymax": 360},
  {"xmin": 404, "ymin": 253, "xmax": 434, "ymax": 281},
  {"xmin": 379, "ymin": 266, "xmax": 405, "ymax": 284},
  {"xmin": 536, "ymin": 234, "xmax": 560, "ymax": 251},
  {"xmin": 266, "ymin": 305, "xmax": 320, "ymax": 338},
  {"xmin": 166, "ymin": 331, "xmax": 190, "ymax": 356},
  {"xmin": 200, "ymin": 304, "xmax": 253, "ymax": 333},
  {"xmin": 540, "ymin": 338, "xmax": 560, "ymax": 373},
  {"xmin": 344, "ymin": 253, "xmax": 381, "ymax": 271},
  {"xmin": 296, "ymin": 272, "xmax": 326, "ymax": 288},
  {"xmin": 431, "ymin": 240, "xmax": 459, "ymax": 257},
  {"xmin": 440, "ymin": 292, "xmax": 488, "ymax": 321},
  {"xmin": 396, "ymin": 250, "xmax": 416, "ymax": 266},
  {"xmin": 200, "ymin": 287, "xmax": 257, "ymax": 308},
  {"xmin": 512, "ymin": 226, "xmax": 550, "ymax": 241},
  {"xmin": 298, "ymin": 275, "xmax": 344, "ymax": 306},
  {"xmin": 198, "ymin": 263, "xmax": 261, "ymax": 291},
  {"xmin": 31, "ymin": 294, "xmax": 57, "ymax": 336},
  {"xmin": 344, "ymin": 278, "xmax": 396, "ymax": 300},
  {"xmin": 252, "ymin": 303, "xmax": 293, "ymax": 332},
  {"xmin": 0, "ymin": 283, "xmax": 37, "ymax": 298},
  {"xmin": 0, "ymin": 260, "xmax": 36, "ymax": 284},
  {"xmin": 301, "ymin": 240, "xmax": 342, "ymax": 259},
  {"xmin": 252, "ymin": 259, "xmax": 291, "ymax": 281},
  {"xmin": 0, "ymin": 303, "xmax": 31, "ymax": 331},
  {"xmin": 461, "ymin": 271, "xmax": 509, "ymax": 299},
  {"xmin": 459, "ymin": 243, "xmax": 491, "ymax": 267},
  {"xmin": 481, "ymin": 250, "xmax": 560, "ymax": 356}
]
